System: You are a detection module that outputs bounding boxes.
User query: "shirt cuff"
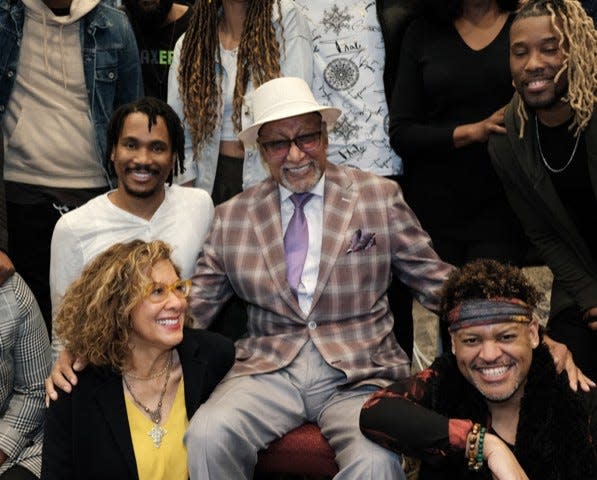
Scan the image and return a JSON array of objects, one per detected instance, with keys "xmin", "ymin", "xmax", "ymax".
[{"xmin": 448, "ymin": 418, "xmax": 474, "ymax": 450}]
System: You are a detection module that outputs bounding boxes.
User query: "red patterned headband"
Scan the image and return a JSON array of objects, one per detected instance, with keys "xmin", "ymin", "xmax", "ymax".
[{"xmin": 447, "ymin": 297, "xmax": 533, "ymax": 332}]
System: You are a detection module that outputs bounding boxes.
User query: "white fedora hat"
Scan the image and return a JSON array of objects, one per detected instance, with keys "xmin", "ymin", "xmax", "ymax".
[{"xmin": 237, "ymin": 77, "xmax": 342, "ymax": 146}]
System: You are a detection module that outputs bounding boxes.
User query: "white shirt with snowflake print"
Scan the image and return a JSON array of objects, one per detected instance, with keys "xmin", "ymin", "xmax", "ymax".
[{"xmin": 293, "ymin": 0, "xmax": 402, "ymax": 176}]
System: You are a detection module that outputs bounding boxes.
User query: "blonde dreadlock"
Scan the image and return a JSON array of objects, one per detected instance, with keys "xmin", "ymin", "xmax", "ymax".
[
  {"xmin": 514, "ymin": 0, "xmax": 597, "ymax": 137},
  {"xmin": 178, "ymin": 0, "xmax": 283, "ymax": 157}
]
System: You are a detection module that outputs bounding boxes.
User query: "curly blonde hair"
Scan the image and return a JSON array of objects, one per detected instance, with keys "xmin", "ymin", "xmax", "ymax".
[
  {"xmin": 55, "ymin": 240, "xmax": 193, "ymax": 371},
  {"xmin": 178, "ymin": 0, "xmax": 283, "ymax": 157},
  {"xmin": 514, "ymin": 0, "xmax": 597, "ymax": 137}
]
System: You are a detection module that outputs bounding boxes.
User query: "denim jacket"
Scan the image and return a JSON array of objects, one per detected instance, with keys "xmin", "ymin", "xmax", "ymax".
[{"xmin": 0, "ymin": 0, "xmax": 143, "ymax": 172}]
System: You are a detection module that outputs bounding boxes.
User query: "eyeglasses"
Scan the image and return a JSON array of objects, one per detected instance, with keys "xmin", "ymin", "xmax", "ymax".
[
  {"xmin": 258, "ymin": 131, "xmax": 322, "ymax": 159},
  {"xmin": 143, "ymin": 279, "xmax": 192, "ymax": 303}
]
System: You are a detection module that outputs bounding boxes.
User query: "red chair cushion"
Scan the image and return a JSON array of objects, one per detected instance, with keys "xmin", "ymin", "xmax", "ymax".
[{"xmin": 255, "ymin": 423, "xmax": 339, "ymax": 476}]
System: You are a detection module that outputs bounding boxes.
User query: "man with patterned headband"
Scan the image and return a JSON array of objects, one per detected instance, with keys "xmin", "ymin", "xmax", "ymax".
[
  {"xmin": 489, "ymin": 0, "xmax": 597, "ymax": 380},
  {"xmin": 360, "ymin": 259, "xmax": 597, "ymax": 480}
]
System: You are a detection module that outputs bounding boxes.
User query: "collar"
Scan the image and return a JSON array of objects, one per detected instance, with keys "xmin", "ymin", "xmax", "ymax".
[{"xmin": 278, "ymin": 173, "xmax": 326, "ymax": 204}]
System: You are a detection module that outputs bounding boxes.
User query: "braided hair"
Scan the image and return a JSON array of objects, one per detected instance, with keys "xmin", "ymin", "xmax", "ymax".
[
  {"xmin": 178, "ymin": 0, "xmax": 283, "ymax": 157},
  {"xmin": 514, "ymin": 0, "xmax": 597, "ymax": 137},
  {"xmin": 106, "ymin": 97, "xmax": 185, "ymax": 179}
]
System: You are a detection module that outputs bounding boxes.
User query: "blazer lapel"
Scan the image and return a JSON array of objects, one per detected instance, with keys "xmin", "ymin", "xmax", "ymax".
[
  {"xmin": 508, "ymin": 97, "xmax": 597, "ymax": 270},
  {"xmin": 94, "ymin": 371, "xmax": 138, "ymax": 479},
  {"xmin": 178, "ymin": 340, "xmax": 207, "ymax": 417},
  {"xmin": 248, "ymin": 180, "xmax": 304, "ymax": 317},
  {"xmin": 311, "ymin": 164, "xmax": 357, "ymax": 310},
  {"xmin": 586, "ymin": 114, "xmax": 597, "ymax": 201},
  {"xmin": 510, "ymin": 96, "xmax": 581, "ymax": 228}
]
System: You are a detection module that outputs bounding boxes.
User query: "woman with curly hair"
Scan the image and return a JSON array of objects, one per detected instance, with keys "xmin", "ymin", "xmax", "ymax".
[
  {"xmin": 167, "ymin": 0, "xmax": 313, "ymax": 205},
  {"xmin": 41, "ymin": 240, "xmax": 234, "ymax": 480}
]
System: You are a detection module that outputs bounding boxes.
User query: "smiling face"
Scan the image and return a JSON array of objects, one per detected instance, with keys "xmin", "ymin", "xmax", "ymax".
[
  {"xmin": 258, "ymin": 112, "xmax": 328, "ymax": 193},
  {"xmin": 129, "ymin": 259, "xmax": 186, "ymax": 354},
  {"xmin": 510, "ymin": 15, "xmax": 570, "ymax": 119},
  {"xmin": 111, "ymin": 112, "xmax": 174, "ymax": 202},
  {"xmin": 451, "ymin": 320, "xmax": 539, "ymax": 405}
]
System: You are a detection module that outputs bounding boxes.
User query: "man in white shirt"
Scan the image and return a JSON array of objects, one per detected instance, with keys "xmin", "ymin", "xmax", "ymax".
[{"xmin": 46, "ymin": 97, "xmax": 214, "ymax": 395}]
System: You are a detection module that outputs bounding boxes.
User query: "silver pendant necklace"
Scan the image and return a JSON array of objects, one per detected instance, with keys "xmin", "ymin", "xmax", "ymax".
[
  {"xmin": 535, "ymin": 115, "xmax": 581, "ymax": 174},
  {"xmin": 123, "ymin": 350, "xmax": 173, "ymax": 448}
]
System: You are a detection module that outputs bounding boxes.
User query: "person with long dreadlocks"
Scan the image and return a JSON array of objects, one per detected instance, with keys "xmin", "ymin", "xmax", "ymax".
[
  {"xmin": 167, "ymin": 0, "xmax": 313, "ymax": 205},
  {"xmin": 489, "ymin": 0, "xmax": 597, "ymax": 380}
]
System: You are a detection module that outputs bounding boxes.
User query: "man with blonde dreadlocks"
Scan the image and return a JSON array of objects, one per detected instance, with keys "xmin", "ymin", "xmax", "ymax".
[{"xmin": 489, "ymin": 0, "xmax": 597, "ymax": 380}]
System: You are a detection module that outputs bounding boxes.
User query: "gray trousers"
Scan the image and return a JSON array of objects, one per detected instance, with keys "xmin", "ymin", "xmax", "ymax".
[{"xmin": 185, "ymin": 341, "xmax": 406, "ymax": 479}]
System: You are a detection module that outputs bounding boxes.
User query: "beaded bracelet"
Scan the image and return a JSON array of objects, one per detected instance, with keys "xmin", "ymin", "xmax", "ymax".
[
  {"xmin": 471, "ymin": 427, "xmax": 486, "ymax": 472},
  {"xmin": 466, "ymin": 423, "xmax": 481, "ymax": 470}
]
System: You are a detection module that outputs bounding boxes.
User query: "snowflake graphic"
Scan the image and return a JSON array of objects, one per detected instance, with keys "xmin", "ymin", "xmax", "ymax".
[
  {"xmin": 333, "ymin": 116, "xmax": 360, "ymax": 143},
  {"xmin": 322, "ymin": 4, "xmax": 352, "ymax": 35},
  {"xmin": 324, "ymin": 58, "xmax": 359, "ymax": 91}
]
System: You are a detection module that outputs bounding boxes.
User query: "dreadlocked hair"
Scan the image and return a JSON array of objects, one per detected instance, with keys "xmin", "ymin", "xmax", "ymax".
[
  {"xmin": 514, "ymin": 0, "xmax": 597, "ymax": 137},
  {"xmin": 178, "ymin": 0, "xmax": 283, "ymax": 158},
  {"xmin": 106, "ymin": 97, "xmax": 186, "ymax": 181}
]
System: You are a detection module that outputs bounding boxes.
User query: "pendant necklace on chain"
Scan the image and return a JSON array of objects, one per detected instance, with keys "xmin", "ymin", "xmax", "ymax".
[{"xmin": 123, "ymin": 350, "xmax": 173, "ymax": 448}]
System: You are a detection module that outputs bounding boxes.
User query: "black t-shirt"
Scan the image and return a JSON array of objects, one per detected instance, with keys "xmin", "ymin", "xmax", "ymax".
[
  {"xmin": 133, "ymin": 6, "xmax": 191, "ymax": 101},
  {"xmin": 538, "ymin": 119, "xmax": 596, "ymax": 261}
]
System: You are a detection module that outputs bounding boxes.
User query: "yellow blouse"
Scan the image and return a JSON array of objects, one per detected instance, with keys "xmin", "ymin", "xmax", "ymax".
[{"xmin": 124, "ymin": 378, "xmax": 189, "ymax": 480}]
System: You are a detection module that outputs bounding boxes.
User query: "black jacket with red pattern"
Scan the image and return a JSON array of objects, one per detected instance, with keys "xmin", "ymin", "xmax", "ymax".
[{"xmin": 360, "ymin": 344, "xmax": 597, "ymax": 479}]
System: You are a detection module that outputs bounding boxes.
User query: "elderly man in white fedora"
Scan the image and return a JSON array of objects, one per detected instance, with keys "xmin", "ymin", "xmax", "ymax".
[{"xmin": 185, "ymin": 76, "xmax": 453, "ymax": 479}]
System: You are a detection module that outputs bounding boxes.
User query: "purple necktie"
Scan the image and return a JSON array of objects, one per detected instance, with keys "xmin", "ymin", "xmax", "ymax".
[{"xmin": 284, "ymin": 193, "xmax": 313, "ymax": 297}]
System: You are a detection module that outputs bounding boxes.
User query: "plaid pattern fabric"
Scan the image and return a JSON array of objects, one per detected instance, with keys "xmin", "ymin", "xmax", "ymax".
[
  {"xmin": 190, "ymin": 163, "xmax": 453, "ymax": 386},
  {"xmin": 0, "ymin": 274, "xmax": 51, "ymax": 477}
]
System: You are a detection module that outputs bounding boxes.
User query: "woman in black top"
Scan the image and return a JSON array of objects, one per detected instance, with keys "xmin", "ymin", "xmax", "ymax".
[{"xmin": 391, "ymin": 0, "xmax": 526, "ymax": 350}]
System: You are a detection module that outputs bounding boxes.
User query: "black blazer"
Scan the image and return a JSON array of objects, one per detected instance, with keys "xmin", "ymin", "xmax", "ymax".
[{"xmin": 41, "ymin": 328, "xmax": 235, "ymax": 480}]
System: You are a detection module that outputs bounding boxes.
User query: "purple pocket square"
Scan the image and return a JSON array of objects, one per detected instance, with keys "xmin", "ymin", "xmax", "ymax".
[{"xmin": 346, "ymin": 229, "xmax": 376, "ymax": 254}]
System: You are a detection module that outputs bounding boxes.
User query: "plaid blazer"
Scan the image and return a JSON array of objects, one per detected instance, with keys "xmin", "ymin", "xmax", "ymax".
[
  {"xmin": 190, "ymin": 163, "xmax": 453, "ymax": 386},
  {"xmin": 0, "ymin": 274, "xmax": 51, "ymax": 477}
]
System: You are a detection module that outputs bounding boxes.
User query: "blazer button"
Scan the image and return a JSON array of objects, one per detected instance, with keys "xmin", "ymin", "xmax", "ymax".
[{"xmin": 308, "ymin": 321, "xmax": 317, "ymax": 330}]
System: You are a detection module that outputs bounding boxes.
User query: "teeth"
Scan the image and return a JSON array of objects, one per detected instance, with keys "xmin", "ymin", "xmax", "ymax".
[
  {"xmin": 528, "ymin": 79, "xmax": 548, "ymax": 88},
  {"xmin": 156, "ymin": 318, "xmax": 178, "ymax": 326},
  {"xmin": 286, "ymin": 164, "xmax": 310, "ymax": 174},
  {"xmin": 131, "ymin": 172, "xmax": 153, "ymax": 180},
  {"xmin": 479, "ymin": 366, "xmax": 509, "ymax": 377}
]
